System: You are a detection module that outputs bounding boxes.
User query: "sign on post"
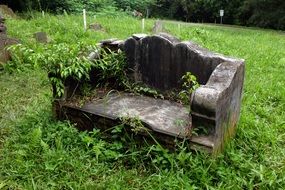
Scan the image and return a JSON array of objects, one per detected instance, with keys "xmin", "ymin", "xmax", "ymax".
[
  {"xmin": 220, "ymin": 10, "xmax": 224, "ymax": 17},
  {"xmin": 220, "ymin": 10, "xmax": 224, "ymax": 24}
]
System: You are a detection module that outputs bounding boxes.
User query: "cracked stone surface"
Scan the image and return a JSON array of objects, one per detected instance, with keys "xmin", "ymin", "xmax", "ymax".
[{"xmin": 81, "ymin": 92, "xmax": 192, "ymax": 138}]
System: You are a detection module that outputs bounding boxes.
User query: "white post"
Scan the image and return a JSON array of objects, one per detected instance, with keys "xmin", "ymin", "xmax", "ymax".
[
  {"xmin": 146, "ymin": 9, "xmax": 149, "ymax": 18},
  {"xmin": 83, "ymin": 9, "xmax": 87, "ymax": 31},
  {"xmin": 42, "ymin": 11, "xmax": 45, "ymax": 17},
  {"xmin": 178, "ymin": 23, "xmax": 181, "ymax": 33},
  {"xmin": 142, "ymin": 18, "xmax": 145, "ymax": 32}
]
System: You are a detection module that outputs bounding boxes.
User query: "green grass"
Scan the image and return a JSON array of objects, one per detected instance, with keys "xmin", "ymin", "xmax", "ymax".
[{"xmin": 1, "ymin": 13, "xmax": 285, "ymax": 189}]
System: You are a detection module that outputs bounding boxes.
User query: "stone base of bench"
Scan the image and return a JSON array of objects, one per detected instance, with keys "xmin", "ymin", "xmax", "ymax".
[{"xmin": 53, "ymin": 92, "xmax": 215, "ymax": 153}]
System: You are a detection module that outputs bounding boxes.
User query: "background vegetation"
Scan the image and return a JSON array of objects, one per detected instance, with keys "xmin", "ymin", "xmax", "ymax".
[
  {"xmin": 1, "ymin": 0, "xmax": 285, "ymax": 30},
  {"xmin": 0, "ymin": 12, "xmax": 285, "ymax": 189}
]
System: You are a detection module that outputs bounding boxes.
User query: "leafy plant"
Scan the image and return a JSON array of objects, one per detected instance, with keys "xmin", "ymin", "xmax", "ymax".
[
  {"xmin": 6, "ymin": 43, "xmax": 95, "ymax": 97},
  {"xmin": 178, "ymin": 72, "xmax": 199, "ymax": 105},
  {"xmin": 93, "ymin": 49, "xmax": 128, "ymax": 89},
  {"xmin": 5, "ymin": 44, "xmax": 35, "ymax": 72},
  {"xmin": 119, "ymin": 116, "xmax": 146, "ymax": 134},
  {"xmin": 42, "ymin": 43, "xmax": 95, "ymax": 97},
  {"xmin": 125, "ymin": 83, "xmax": 164, "ymax": 99}
]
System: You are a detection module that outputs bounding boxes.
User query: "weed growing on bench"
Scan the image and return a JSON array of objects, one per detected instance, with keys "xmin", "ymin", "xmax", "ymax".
[
  {"xmin": 125, "ymin": 83, "xmax": 164, "ymax": 99},
  {"xmin": 93, "ymin": 49, "xmax": 128, "ymax": 89},
  {"xmin": 119, "ymin": 116, "xmax": 146, "ymax": 134},
  {"xmin": 178, "ymin": 72, "xmax": 199, "ymax": 105}
]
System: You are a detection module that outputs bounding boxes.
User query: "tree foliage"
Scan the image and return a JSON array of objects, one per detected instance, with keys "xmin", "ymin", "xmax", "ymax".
[
  {"xmin": 241, "ymin": 0, "xmax": 285, "ymax": 30},
  {"xmin": 114, "ymin": 0, "xmax": 156, "ymax": 12},
  {"xmin": 155, "ymin": 0, "xmax": 285, "ymax": 30}
]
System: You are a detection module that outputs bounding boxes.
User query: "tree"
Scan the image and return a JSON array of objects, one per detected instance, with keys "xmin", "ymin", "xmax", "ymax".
[{"xmin": 239, "ymin": 0, "xmax": 285, "ymax": 29}]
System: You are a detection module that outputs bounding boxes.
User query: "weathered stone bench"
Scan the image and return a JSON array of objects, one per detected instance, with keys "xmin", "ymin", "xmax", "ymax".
[{"xmin": 53, "ymin": 33, "xmax": 245, "ymax": 153}]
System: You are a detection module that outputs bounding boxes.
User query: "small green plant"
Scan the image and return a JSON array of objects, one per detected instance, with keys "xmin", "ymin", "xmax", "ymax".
[
  {"xmin": 178, "ymin": 72, "xmax": 199, "ymax": 105},
  {"xmin": 119, "ymin": 115, "xmax": 147, "ymax": 134},
  {"xmin": 126, "ymin": 83, "xmax": 164, "ymax": 99}
]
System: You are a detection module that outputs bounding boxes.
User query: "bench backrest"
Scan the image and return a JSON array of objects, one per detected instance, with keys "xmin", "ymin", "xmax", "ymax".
[{"xmin": 123, "ymin": 33, "xmax": 238, "ymax": 91}]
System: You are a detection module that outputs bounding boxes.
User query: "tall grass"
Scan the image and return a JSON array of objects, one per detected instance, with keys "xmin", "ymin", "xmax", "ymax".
[{"xmin": 0, "ymin": 13, "xmax": 285, "ymax": 189}]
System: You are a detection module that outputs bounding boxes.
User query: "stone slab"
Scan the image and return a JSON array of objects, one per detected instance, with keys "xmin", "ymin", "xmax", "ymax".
[
  {"xmin": 0, "ymin": 5, "xmax": 17, "ymax": 18},
  {"xmin": 89, "ymin": 23, "xmax": 103, "ymax": 31},
  {"xmin": 0, "ymin": 34, "xmax": 19, "ymax": 64},
  {"xmin": 152, "ymin": 20, "xmax": 164, "ymax": 34},
  {"xmin": 80, "ymin": 92, "xmax": 192, "ymax": 138},
  {"xmin": 100, "ymin": 38, "xmax": 118, "ymax": 44},
  {"xmin": 33, "ymin": 32, "xmax": 48, "ymax": 43}
]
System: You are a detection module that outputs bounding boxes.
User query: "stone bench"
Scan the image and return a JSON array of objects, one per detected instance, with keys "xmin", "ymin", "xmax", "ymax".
[{"xmin": 53, "ymin": 33, "xmax": 245, "ymax": 153}]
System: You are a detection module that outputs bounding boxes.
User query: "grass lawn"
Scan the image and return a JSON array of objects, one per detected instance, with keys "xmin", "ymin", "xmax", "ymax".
[{"xmin": 0, "ymin": 13, "xmax": 285, "ymax": 189}]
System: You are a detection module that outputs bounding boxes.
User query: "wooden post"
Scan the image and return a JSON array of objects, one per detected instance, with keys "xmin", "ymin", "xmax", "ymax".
[
  {"xmin": 83, "ymin": 9, "xmax": 87, "ymax": 31},
  {"xmin": 142, "ymin": 18, "xmax": 145, "ymax": 33}
]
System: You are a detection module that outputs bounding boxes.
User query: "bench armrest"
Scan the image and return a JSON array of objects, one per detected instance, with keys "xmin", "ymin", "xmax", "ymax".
[{"xmin": 191, "ymin": 61, "xmax": 245, "ymax": 152}]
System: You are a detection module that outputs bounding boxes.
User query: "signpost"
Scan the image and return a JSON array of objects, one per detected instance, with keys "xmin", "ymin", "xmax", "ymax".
[{"xmin": 220, "ymin": 10, "xmax": 224, "ymax": 24}]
